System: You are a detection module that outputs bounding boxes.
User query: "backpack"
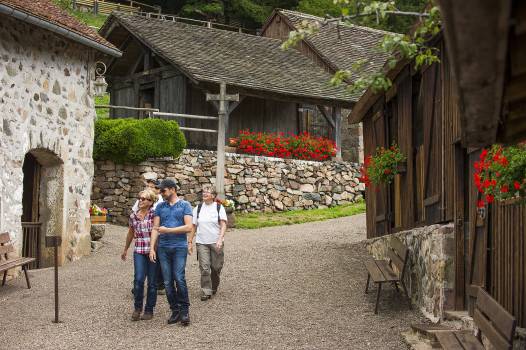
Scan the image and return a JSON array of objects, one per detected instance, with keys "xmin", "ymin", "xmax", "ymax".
[{"xmin": 196, "ymin": 202, "xmax": 222, "ymax": 225}]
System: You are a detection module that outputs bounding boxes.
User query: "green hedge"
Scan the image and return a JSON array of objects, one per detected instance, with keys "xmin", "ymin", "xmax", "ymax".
[{"xmin": 94, "ymin": 119, "xmax": 186, "ymax": 164}]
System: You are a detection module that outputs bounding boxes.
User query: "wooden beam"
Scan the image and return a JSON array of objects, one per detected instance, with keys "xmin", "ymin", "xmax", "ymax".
[
  {"xmin": 316, "ymin": 105, "xmax": 335, "ymax": 129},
  {"xmin": 333, "ymin": 107, "xmax": 342, "ymax": 160}
]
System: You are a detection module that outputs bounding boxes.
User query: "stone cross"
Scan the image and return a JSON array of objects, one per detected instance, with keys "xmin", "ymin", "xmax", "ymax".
[{"xmin": 206, "ymin": 82, "xmax": 239, "ymax": 199}]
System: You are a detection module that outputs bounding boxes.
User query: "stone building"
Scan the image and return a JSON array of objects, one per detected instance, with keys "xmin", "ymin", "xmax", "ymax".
[{"xmin": 0, "ymin": 0, "xmax": 120, "ymax": 268}]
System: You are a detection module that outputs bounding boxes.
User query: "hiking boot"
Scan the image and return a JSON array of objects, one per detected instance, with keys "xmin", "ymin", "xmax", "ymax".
[
  {"xmin": 212, "ymin": 289, "xmax": 217, "ymax": 295},
  {"xmin": 167, "ymin": 310, "xmax": 181, "ymax": 324},
  {"xmin": 141, "ymin": 312, "xmax": 153, "ymax": 320},
  {"xmin": 180, "ymin": 312, "xmax": 190, "ymax": 326},
  {"xmin": 200, "ymin": 294, "xmax": 211, "ymax": 301},
  {"xmin": 131, "ymin": 310, "xmax": 141, "ymax": 321}
]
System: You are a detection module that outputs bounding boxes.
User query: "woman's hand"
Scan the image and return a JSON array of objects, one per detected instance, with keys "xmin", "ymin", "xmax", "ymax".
[
  {"xmin": 215, "ymin": 239, "xmax": 223, "ymax": 252},
  {"xmin": 149, "ymin": 249, "xmax": 157, "ymax": 263},
  {"xmin": 158, "ymin": 226, "xmax": 169, "ymax": 234},
  {"xmin": 121, "ymin": 249, "xmax": 127, "ymax": 261}
]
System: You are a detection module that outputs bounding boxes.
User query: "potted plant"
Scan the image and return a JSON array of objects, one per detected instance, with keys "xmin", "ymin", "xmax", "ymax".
[
  {"xmin": 217, "ymin": 198, "xmax": 236, "ymax": 228},
  {"xmin": 359, "ymin": 143, "xmax": 407, "ymax": 187},
  {"xmin": 225, "ymin": 137, "xmax": 238, "ymax": 153},
  {"xmin": 89, "ymin": 204, "xmax": 108, "ymax": 224},
  {"xmin": 474, "ymin": 143, "xmax": 526, "ymax": 208}
]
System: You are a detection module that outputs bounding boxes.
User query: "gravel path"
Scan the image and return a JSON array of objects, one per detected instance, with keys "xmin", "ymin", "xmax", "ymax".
[{"xmin": 1, "ymin": 214, "xmax": 425, "ymax": 349}]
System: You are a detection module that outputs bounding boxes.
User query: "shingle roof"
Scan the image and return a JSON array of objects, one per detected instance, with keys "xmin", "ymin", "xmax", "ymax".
[
  {"xmin": 105, "ymin": 12, "xmax": 356, "ymax": 105},
  {"xmin": 278, "ymin": 9, "xmax": 392, "ymax": 80},
  {"xmin": 0, "ymin": 0, "xmax": 118, "ymax": 54}
]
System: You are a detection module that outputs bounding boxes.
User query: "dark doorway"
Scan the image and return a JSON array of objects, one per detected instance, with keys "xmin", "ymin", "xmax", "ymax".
[{"xmin": 22, "ymin": 153, "xmax": 42, "ymax": 269}]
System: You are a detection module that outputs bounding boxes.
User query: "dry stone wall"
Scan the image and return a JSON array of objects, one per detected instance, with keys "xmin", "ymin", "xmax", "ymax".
[
  {"xmin": 365, "ymin": 224, "xmax": 455, "ymax": 322},
  {"xmin": 92, "ymin": 149, "xmax": 364, "ymax": 225}
]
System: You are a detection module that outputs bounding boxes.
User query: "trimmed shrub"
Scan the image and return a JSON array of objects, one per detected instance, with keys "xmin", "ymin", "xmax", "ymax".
[{"xmin": 94, "ymin": 118, "xmax": 186, "ymax": 164}]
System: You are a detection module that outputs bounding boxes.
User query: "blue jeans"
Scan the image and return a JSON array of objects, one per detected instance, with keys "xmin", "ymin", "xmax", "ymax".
[
  {"xmin": 158, "ymin": 246, "xmax": 190, "ymax": 312},
  {"xmin": 133, "ymin": 252, "xmax": 158, "ymax": 313}
]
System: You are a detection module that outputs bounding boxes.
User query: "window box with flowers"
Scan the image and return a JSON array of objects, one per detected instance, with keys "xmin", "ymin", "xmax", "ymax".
[
  {"xmin": 229, "ymin": 130, "xmax": 337, "ymax": 162},
  {"xmin": 474, "ymin": 143, "xmax": 526, "ymax": 208},
  {"xmin": 359, "ymin": 144, "xmax": 407, "ymax": 187},
  {"xmin": 89, "ymin": 204, "xmax": 108, "ymax": 224},
  {"xmin": 217, "ymin": 198, "xmax": 236, "ymax": 228}
]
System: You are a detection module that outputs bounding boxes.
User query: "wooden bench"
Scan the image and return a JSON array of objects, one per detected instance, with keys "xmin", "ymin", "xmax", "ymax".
[
  {"xmin": 364, "ymin": 237, "xmax": 411, "ymax": 314},
  {"xmin": 0, "ymin": 232, "xmax": 35, "ymax": 289},
  {"xmin": 436, "ymin": 287, "xmax": 516, "ymax": 350}
]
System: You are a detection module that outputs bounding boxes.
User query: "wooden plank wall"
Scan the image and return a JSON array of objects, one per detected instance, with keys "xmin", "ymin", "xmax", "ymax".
[
  {"xmin": 490, "ymin": 199, "xmax": 526, "ymax": 327},
  {"xmin": 363, "ymin": 113, "xmax": 377, "ymax": 238},
  {"xmin": 499, "ymin": 0, "xmax": 526, "ymax": 144}
]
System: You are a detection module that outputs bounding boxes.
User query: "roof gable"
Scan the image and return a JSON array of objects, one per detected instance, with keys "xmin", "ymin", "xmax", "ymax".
[
  {"xmin": 102, "ymin": 12, "xmax": 357, "ymax": 106},
  {"xmin": 0, "ymin": 0, "xmax": 119, "ymax": 56}
]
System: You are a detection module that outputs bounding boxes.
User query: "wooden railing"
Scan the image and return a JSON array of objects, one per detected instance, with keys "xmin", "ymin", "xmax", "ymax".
[
  {"xmin": 73, "ymin": 0, "xmax": 161, "ymax": 16},
  {"xmin": 21, "ymin": 222, "xmax": 42, "ymax": 269},
  {"xmin": 490, "ymin": 199, "xmax": 526, "ymax": 327}
]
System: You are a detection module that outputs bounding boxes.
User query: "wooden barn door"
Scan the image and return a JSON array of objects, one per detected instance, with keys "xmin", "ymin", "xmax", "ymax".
[
  {"xmin": 372, "ymin": 109, "xmax": 390, "ymax": 236},
  {"xmin": 422, "ymin": 63, "xmax": 444, "ymax": 224}
]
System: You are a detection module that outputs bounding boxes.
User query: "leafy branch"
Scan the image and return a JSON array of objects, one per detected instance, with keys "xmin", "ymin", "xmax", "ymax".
[{"xmin": 281, "ymin": 1, "xmax": 441, "ymax": 95}]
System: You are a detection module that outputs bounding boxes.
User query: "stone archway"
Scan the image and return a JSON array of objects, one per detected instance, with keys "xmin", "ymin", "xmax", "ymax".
[{"xmin": 22, "ymin": 148, "xmax": 64, "ymax": 268}]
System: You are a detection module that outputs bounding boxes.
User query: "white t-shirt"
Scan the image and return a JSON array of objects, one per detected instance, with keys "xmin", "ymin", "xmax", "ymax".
[
  {"xmin": 192, "ymin": 202, "xmax": 227, "ymax": 244},
  {"xmin": 132, "ymin": 194, "xmax": 164, "ymax": 213}
]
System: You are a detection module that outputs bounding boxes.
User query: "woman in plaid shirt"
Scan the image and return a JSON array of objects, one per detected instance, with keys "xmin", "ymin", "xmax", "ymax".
[{"xmin": 121, "ymin": 189, "xmax": 159, "ymax": 321}]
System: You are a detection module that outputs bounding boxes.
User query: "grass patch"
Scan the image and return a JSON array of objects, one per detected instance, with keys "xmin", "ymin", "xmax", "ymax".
[
  {"xmin": 235, "ymin": 201, "xmax": 365, "ymax": 229},
  {"xmin": 95, "ymin": 93, "xmax": 110, "ymax": 119},
  {"xmin": 70, "ymin": 10, "xmax": 108, "ymax": 29}
]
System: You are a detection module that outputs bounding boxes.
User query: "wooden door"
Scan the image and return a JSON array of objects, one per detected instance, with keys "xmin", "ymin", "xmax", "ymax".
[{"xmin": 372, "ymin": 109, "xmax": 390, "ymax": 236}]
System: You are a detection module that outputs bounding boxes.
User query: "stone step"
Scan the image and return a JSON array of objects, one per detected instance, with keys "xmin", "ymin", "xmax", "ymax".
[
  {"xmin": 443, "ymin": 310, "xmax": 470, "ymax": 321},
  {"xmin": 411, "ymin": 323, "xmax": 456, "ymax": 342}
]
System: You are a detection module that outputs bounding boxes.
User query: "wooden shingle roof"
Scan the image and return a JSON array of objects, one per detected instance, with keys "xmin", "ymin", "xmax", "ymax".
[
  {"xmin": 278, "ymin": 9, "xmax": 392, "ymax": 79},
  {"xmin": 0, "ymin": 0, "xmax": 119, "ymax": 56},
  {"xmin": 102, "ymin": 12, "xmax": 355, "ymax": 106}
]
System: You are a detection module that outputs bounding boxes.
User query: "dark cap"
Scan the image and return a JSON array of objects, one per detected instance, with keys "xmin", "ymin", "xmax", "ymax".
[
  {"xmin": 146, "ymin": 179, "xmax": 161, "ymax": 188},
  {"xmin": 159, "ymin": 178, "xmax": 179, "ymax": 190}
]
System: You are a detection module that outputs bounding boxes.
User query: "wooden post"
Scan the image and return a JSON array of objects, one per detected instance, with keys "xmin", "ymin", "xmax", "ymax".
[
  {"xmin": 333, "ymin": 107, "xmax": 342, "ymax": 160},
  {"xmin": 206, "ymin": 83, "xmax": 239, "ymax": 199}
]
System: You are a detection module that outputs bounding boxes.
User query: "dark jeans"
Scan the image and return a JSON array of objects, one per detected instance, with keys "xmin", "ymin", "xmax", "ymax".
[
  {"xmin": 133, "ymin": 252, "xmax": 158, "ymax": 313},
  {"xmin": 158, "ymin": 246, "xmax": 190, "ymax": 313}
]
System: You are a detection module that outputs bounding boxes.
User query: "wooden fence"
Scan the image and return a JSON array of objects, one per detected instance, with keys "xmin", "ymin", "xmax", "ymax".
[
  {"xmin": 490, "ymin": 199, "xmax": 526, "ymax": 327},
  {"xmin": 21, "ymin": 222, "xmax": 41, "ymax": 270}
]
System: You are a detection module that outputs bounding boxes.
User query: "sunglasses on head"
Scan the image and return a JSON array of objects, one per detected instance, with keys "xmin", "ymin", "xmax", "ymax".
[{"xmin": 138, "ymin": 197, "xmax": 152, "ymax": 201}]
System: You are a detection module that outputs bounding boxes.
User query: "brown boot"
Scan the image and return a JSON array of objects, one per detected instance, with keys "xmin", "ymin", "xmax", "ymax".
[
  {"xmin": 131, "ymin": 310, "xmax": 141, "ymax": 321},
  {"xmin": 141, "ymin": 312, "xmax": 153, "ymax": 320}
]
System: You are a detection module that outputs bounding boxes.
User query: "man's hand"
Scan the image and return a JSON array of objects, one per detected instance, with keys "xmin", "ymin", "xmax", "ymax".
[
  {"xmin": 215, "ymin": 240, "xmax": 223, "ymax": 252},
  {"xmin": 149, "ymin": 249, "xmax": 157, "ymax": 263},
  {"xmin": 158, "ymin": 226, "xmax": 169, "ymax": 234},
  {"xmin": 188, "ymin": 241, "xmax": 193, "ymax": 255},
  {"xmin": 121, "ymin": 250, "xmax": 127, "ymax": 261}
]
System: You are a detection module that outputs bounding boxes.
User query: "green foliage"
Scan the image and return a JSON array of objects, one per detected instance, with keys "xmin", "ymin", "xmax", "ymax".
[
  {"xmin": 94, "ymin": 119, "xmax": 186, "ymax": 164},
  {"xmin": 236, "ymin": 201, "xmax": 365, "ymax": 229},
  {"xmin": 361, "ymin": 144, "xmax": 406, "ymax": 186},
  {"xmin": 70, "ymin": 10, "xmax": 108, "ymax": 28},
  {"xmin": 94, "ymin": 94, "xmax": 110, "ymax": 119}
]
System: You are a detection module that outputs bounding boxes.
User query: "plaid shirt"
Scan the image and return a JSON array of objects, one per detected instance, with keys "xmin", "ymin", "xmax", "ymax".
[{"xmin": 128, "ymin": 209, "xmax": 155, "ymax": 254}]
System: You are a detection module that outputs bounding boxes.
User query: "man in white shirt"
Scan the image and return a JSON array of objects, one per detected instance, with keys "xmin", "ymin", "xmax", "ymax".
[
  {"xmin": 188, "ymin": 185, "xmax": 227, "ymax": 301},
  {"xmin": 132, "ymin": 179, "xmax": 164, "ymax": 213}
]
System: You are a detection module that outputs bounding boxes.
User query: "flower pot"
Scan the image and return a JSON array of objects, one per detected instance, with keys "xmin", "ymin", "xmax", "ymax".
[
  {"xmin": 226, "ymin": 212, "xmax": 236, "ymax": 228},
  {"xmin": 225, "ymin": 146, "xmax": 237, "ymax": 153},
  {"xmin": 90, "ymin": 215, "xmax": 107, "ymax": 224}
]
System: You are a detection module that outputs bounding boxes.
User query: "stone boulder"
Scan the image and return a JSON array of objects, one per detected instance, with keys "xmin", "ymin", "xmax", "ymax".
[{"xmin": 90, "ymin": 224, "xmax": 106, "ymax": 241}]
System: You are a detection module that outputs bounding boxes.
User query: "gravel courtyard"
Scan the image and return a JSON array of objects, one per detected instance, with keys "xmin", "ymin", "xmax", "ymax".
[{"xmin": 1, "ymin": 213, "xmax": 425, "ymax": 349}]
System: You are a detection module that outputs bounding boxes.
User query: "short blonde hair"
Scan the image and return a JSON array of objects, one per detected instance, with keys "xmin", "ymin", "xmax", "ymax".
[
  {"xmin": 201, "ymin": 185, "xmax": 217, "ymax": 197},
  {"xmin": 138, "ymin": 189, "xmax": 157, "ymax": 205}
]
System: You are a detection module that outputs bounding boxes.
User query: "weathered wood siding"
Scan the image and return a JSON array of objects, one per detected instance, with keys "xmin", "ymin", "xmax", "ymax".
[
  {"xmin": 261, "ymin": 14, "xmax": 334, "ymax": 74},
  {"xmin": 183, "ymin": 84, "xmax": 300, "ymax": 148}
]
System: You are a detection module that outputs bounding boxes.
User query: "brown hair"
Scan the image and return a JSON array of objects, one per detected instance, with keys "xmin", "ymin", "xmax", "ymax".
[
  {"xmin": 201, "ymin": 185, "xmax": 217, "ymax": 197},
  {"xmin": 138, "ymin": 189, "xmax": 157, "ymax": 205}
]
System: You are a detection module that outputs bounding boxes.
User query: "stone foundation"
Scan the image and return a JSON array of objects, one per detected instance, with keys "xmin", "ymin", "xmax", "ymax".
[
  {"xmin": 365, "ymin": 224, "xmax": 455, "ymax": 322},
  {"xmin": 92, "ymin": 149, "xmax": 363, "ymax": 225}
]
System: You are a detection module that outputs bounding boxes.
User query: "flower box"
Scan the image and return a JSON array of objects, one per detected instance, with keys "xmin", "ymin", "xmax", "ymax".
[{"xmin": 90, "ymin": 215, "xmax": 107, "ymax": 224}]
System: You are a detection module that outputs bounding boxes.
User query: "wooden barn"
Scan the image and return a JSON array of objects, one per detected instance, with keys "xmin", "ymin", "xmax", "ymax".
[
  {"xmin": 98, "ymin": 12, "xmax": 354, "ymax": 156},
  {"xmin": 350, "ymin": 0, "xmax": 526, "ymax": 327},
  {"xmin": 261, "ymin": 9, "xmax": 391, "ymax": 161}
]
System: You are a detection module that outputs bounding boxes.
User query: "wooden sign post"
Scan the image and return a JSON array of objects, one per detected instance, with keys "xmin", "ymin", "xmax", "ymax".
[
  {"xmin": 45, "ymin": 235, "xmax": 62, "ymax": 323},
  {"xmin": 206, "ymin": 82, "xmax": 239, "ymax": 199}
]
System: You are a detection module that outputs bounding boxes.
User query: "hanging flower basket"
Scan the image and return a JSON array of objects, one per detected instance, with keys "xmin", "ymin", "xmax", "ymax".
[
  {"xmin": 359, "ymin": 144, "xmax": 407, "ymax": 187},
  {"xmin": 473, "ymin": 143, "xmax": 526, "ymax": 208}
]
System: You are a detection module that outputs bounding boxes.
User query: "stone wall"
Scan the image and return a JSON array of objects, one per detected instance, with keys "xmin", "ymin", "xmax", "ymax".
[
  {"xmin": 92, "ymin": 149, "xmax": 363, "ymax": 225},
  {"xmin": 365, "ymin": 224, "xmax": 455, "ymax": 322},
  {"xmin": 0, "ymin": 15, "xmax": 97, "ymax": 266}
]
